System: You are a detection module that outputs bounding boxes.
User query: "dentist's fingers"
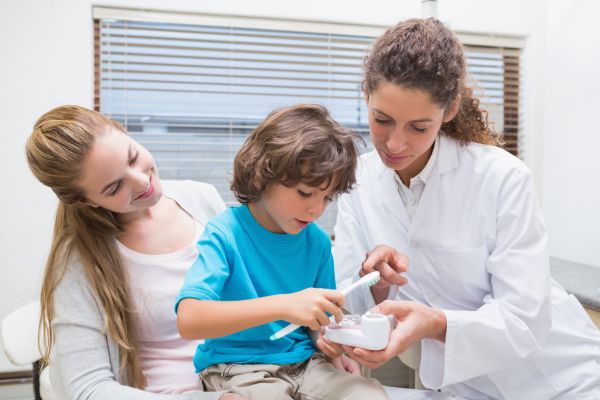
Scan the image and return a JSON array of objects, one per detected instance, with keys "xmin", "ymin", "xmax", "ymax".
[{"xmin": 361, "ymin": 245, "xmax": 409, "ymax": 287}]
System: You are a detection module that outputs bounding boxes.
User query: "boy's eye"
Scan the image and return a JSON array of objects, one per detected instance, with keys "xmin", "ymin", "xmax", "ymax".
[{"xmin": 297, "ymin": 190, "xmax": 312, "ymax": 198}]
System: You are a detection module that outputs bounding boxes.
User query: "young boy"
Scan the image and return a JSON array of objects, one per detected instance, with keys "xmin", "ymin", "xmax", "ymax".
[{"xmin": 176, "ymin": 104, "xmax": 388, "ymax": 399}]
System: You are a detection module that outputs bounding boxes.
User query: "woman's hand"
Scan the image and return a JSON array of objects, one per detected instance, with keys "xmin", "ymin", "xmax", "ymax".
[
  {"xmin": 281, "ymin": 288, "xmax": 344, "ymax": 331},
  {"xmin": 343, "ymin": 300, "xmax": 447, "ymax": 369},
  {"xmin": 361, "ymin": 245, "xmax": 409, "ymax": 289},
  {"xmin": 360, "ymin": 245, "xmax": 409, "ymax": 304}
]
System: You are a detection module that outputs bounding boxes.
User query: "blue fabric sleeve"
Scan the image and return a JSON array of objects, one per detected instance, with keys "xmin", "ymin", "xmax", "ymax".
[{"xmin": 175, "ymin": 223, "xmax": 231, "ymax": 313}]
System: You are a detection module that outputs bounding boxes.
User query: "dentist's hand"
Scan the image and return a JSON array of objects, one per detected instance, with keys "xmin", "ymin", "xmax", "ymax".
[
  {"xmin": 361, "ymin": 245, "xmax": 409, "ymax": 289},
  {"xmin": 359, "ymin": 245, "xmax": 409, "ymax": 304},
  {"xmin": 343, "ymin": 300, "xmax": 446, "ymax": 369}
]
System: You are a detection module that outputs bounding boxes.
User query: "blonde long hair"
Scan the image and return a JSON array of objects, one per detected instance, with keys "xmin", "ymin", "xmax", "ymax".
[{"xmin": 26, "ymin": 105, "xmax": 145, "ymax": 388}]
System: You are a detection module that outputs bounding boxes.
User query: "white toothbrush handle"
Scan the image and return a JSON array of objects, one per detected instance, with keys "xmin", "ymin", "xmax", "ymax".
[
  {"xmin": 270, "ymin": 323, "xmax": 300, "ymax": 340},
  {"xmin": 339, "ymin": 279, "xmax": 363, "ymax": 296},
  {"xmin": 340, "ymin": 272, "xmax": 378, "ymax": 296}
]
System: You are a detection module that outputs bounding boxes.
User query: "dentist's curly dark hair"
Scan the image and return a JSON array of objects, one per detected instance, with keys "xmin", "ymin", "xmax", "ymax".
[{"xmin": 363, "ymin": 18, "xmax": 499, "ymax": 146}]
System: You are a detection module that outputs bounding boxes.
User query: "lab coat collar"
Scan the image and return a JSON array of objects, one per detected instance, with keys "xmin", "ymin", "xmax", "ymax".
[
  {"xmin": 435, "ymin": 133, "xmax": 459, "ymax": 176},
  {"xmin": 374, "ymin": 133, "xmax": 459, "ymax": 180},
  {"xmin": 409, "ymin": 134, "xmax": 459, "ymax": 235},
  {"xmin": 373, "ymin": 134, "xmax": 460, "ymax": 234}
]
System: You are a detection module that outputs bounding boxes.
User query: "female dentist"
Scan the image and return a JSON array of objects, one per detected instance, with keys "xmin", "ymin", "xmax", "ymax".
[{"xmin": 325, "ymin": 19, "xmax": 600, "ymax": 399}]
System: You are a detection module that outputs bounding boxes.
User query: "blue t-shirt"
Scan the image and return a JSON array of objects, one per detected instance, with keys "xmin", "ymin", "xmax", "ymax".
[{"xmin": 175, "ymin": 204, "xmax": 335, "ymax": 372}]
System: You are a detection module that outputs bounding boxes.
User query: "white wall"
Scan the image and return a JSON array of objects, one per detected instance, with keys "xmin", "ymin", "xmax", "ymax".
[
  {"xmin": 542, "ymin": 0, "xmax": 600, "ymax": 266},
  {"xmin": 0, "ymin": 0, "xmax": 547, "ymax": 372}
]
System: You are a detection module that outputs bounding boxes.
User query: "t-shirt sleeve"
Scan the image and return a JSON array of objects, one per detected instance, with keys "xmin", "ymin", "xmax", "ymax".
[{"xmin": 175, "ymin": 223, "xmax": 231, "ymax": 313}]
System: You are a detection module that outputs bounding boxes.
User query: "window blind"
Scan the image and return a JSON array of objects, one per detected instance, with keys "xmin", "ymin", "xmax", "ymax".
[{"xmin": 95, "ymin": 17, "xmax": 521, "ymax": 233}]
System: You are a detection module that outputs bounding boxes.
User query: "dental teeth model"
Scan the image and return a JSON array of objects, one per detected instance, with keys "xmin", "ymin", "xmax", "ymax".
[{"xmin": 324, "ymin": 311, "xmax": 393, "ymax": 351}]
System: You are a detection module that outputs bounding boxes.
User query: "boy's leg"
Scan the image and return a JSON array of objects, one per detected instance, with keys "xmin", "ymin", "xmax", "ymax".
[
  {"xmin": 201, "ymin": 363, "xmax": 296, "ymax": 400},
  {"xmin": 295, "ymin": 353, "xmax": 389, "ymax": 400}
]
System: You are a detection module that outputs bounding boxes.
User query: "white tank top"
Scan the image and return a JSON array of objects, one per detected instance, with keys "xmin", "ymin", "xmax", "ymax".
[{"xmin": 117, "ymin": 220, "xmax": 204, "ymax": 394}]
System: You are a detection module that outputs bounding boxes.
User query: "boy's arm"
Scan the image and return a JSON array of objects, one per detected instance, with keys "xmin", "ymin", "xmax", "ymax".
[
  {"xmin": 177, "ymin": 288, "xmax": 345, "ymax": 340},
  {"xmin": 177, "ymin": 296, "xmax": 285, "ymax": 339}
]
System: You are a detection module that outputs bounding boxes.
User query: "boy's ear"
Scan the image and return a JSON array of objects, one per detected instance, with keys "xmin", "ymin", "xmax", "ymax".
[
  {"xmin": 363, "ymin": 91, "xmax": 370, "ymax": 104},
  {"xmin": 443, "ymin": 95, "xmax": 461, "ymax": 123}
]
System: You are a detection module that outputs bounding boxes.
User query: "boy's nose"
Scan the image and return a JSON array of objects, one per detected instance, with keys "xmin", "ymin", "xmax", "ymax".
[{"xmin": 307, "ymin": 200, "xmax": 325, "ymax": 219}]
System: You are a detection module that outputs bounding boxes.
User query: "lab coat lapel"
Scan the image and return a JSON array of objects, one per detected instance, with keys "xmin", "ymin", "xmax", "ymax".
[
  {"xmin": 409, "ymin": 135, "xmax": 459, "ymax": 236},
  {"xmin": 376, "ymin": 158, "xmax": 411, "ymax": 231}
]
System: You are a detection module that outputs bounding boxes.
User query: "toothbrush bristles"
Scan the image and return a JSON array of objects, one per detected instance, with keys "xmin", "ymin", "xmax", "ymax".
[{"xmin": 368, "ymin": 276, "xmax": 380, "ymax": 286}]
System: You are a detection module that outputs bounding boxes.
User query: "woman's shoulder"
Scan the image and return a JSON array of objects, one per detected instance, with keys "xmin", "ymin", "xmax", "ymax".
[
  {"xmin": 162, "ymin": 179, "xmax": 226, "ymax": 221},
  {"xmin": 356, "ymin": 150, "xmax": 386, "ymax": 179},
  {"xmin": 162, "ymin": 179, "xmax": 220, "ymax": 200},
  {"xmin": 446, "ymin": 136, "xmax": 531, "ymax": 178}
]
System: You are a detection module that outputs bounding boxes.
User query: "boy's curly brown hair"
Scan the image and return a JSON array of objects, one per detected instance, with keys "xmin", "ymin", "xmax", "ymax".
[{"xmin": 231, "ymin": 104, "xmax": 361, "ymax": 204}]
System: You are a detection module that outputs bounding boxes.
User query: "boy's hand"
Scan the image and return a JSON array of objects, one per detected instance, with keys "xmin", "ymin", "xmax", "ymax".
[
  {"xmin": 315, "ymin": 328, "xmax": 344, "ymax": 358},
  {"xmin": 219, "ymin": 394, "xmax": 246, "ymax": 400},
  {"xmin": 330, "ymin": 354, "xmax": 361, "ymax": 376},
  {"xmin": 282, "ymin": 288, "xmax": 344, "ymax": 330}
]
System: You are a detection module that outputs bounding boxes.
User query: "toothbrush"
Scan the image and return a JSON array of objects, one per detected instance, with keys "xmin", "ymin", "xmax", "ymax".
[{"xmin": 269, "ymin": 271, "xmax": 381, "ymax": 341}]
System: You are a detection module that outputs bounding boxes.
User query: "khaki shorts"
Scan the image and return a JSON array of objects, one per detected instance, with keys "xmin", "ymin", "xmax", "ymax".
[{"xmin": 201, "ymin": 352, "xmax": 388, "ymax": 400}]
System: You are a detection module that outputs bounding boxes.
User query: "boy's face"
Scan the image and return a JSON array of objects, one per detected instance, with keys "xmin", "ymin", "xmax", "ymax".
[{"xmin": 249, "ymin": 181, "xmax": 335, "ymax": 234}]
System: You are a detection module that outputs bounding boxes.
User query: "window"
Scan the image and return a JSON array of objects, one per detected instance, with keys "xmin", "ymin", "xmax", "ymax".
[{"xmin": 95, "ymin": 9, "xmax": 522, "ymax": 233}]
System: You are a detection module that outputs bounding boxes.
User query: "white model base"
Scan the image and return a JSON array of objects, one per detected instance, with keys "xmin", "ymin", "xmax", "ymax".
[{"xmin": 324, "ymin": 312, "xmax": 392, "ymax": 351}]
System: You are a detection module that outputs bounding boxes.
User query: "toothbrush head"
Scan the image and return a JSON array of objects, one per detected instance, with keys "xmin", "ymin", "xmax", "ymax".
[
  {"xmin": 340, "ymin": 271, "xmax": 382, "ymax": 296},
  {"xmin": 362, "ymin": 271, "xmax": 381, "ymax": 286}
]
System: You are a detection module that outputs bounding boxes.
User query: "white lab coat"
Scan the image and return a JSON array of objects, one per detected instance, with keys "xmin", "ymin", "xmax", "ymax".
[{"xmin": 334, "ymin": 135, "xmax": 600, "ymax": 399}]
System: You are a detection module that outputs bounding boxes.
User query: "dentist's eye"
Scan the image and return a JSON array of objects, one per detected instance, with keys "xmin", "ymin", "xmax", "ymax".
[
  {"xmin": 412, "ymin": 126, "xmax": 427, "ymax": 133},
  {"xmin": 297, "ymin": 190, "xmax": 312, "ymax": 198},
  {"xmin": 375, "ymin": 118, "xmax": 391, "ymax": 124}
]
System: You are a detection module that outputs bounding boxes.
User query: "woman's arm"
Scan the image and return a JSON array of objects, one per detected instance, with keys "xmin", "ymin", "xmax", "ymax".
[
  {"xmin": 52, "ymin": 262, "xmax": 222, "ymax": 400},
  {"xmin": 333, "ymin": 193, "xmax": 408, "ymax": 310},
  {"xmin": 345, "ymin": 166, "xmax": 553, "ymax": 389}
]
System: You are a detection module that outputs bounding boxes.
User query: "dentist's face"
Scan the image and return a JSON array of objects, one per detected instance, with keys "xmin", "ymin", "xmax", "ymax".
[
  {"xmin": 78, "ymin": 127, "xmax": 163, "ymax": 214},
  {"xmin": 366, "ymin": 82, "xmax": 457, "ymax": 182}
]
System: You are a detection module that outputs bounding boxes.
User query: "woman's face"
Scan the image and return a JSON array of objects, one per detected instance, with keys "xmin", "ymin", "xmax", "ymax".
[
  {"xmin": 78, "ymin": 127, "xmax": 163, "ymax": 214},
  {"xmin": 366, "ymin": 82, "xmax": 458, "ymax": 181}
]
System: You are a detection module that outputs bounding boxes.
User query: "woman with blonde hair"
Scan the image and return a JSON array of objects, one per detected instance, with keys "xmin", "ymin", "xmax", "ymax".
[{"xmin": 26, "ymin": 105, "xmax": 243, "ymax": 400}]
